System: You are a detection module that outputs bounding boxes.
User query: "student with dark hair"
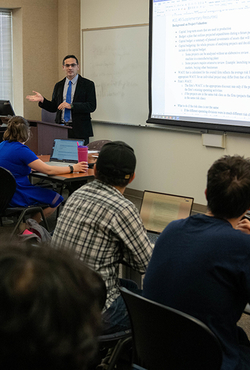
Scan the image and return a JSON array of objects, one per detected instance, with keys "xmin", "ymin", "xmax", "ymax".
[
  {"xmin": 0, "ymin": 242, "xmax": 102, "ymax": 370},
  {"xmin": 52, "ymin": 141, "xmax": 153, "ymax": 334},
  {"xmin": 143, "ymin": 155, "xmax": 250, "ymax": 370},
  {"xmin": 0, "ymin": 116, "xmax": 87, "ymax": 221},
  {"xmin": 206, "ymin": 155, "xmax": 250, "ymax": 219},
  {"xmin": 26, "ymin": 54, "xmax": 96, "ymax": 144}
]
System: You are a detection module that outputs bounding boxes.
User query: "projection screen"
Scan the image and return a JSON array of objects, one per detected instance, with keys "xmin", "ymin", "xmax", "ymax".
[{"xmin": 147, "ymin": 0, "xmax": 250, "ymax": 133}]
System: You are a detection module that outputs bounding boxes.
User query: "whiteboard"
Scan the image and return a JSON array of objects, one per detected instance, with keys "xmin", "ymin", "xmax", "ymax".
[{"xmin": 82, "ymin": 25, "xmax": 148, "ymax": 125}]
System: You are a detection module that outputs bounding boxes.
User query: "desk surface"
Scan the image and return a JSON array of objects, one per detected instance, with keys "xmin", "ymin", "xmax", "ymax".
[{"xmin": 30, "ymin": 154, "xmax": 95, "ymax": 183}]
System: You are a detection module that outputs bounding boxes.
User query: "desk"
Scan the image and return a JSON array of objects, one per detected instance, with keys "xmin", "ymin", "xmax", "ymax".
[
  {"xmin": 30, "ymin": 155, "xmax": 96, "ymax": 219},
  {"xmin": 30, "ymin": 154, "xmax": 96, "ymax": 196}
]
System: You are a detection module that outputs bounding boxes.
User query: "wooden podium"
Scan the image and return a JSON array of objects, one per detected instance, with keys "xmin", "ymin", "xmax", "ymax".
[
  {"xmin": 0, "ymin": 118, "xmax": 71, "ymax": 155},
  {"xmin": 28, "ymin": 120, "xmax": 71, "ymax": 155}
]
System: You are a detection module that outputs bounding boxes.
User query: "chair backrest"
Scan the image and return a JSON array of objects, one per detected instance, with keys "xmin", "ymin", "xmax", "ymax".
[
  {"xmin": 41, "ymin": 108, "xmax": 56, "ymax": 123},
  {"xmin": 120, "ymin": 288, "xmax": 222, "ymax": 370},
  {"xmin": 88, "ymin": 140, "xmax": 112, "ymax": 151},
  {"xmin": 0, "ymin": 167, "xmax": 16, "ymax": 213}
]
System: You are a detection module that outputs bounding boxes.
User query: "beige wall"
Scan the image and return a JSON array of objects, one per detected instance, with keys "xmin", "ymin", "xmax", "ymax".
[
  {"xmin": 81, "ymin": 0, "xmax": 148, "ymax": 29},
  {"xmin": 0, "ymin": 0, "xmax": 80, "ymax": 120},
  {"xmin": 80, "ymin": 0, "xmax": 250, "ymax": 205},
  {"xmin": 58, "ymin": 0, "xmax": 81, "ymax": 80}
]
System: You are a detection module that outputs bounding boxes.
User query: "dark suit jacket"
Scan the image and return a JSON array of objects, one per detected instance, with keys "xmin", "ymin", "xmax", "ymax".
[{"xmin": 39, "ymin": 75, "xmax": 96, "ymax": 139}]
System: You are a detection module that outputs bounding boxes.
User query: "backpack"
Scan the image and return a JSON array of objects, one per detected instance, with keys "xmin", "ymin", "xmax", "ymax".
[{"xmin": 19, "ymin": 218, "xmax": 52, "ymax": 243}]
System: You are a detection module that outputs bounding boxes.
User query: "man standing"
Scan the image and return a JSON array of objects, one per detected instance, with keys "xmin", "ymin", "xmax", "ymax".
[
  {"xmin": 52, "ymin": 141, "xmax": 153, "ymax": 334},
  {"xmin": 143, "ymin": 155, "xmax": 250, "ymax": 370},
  {"xmin": 26, "ymin": 55, "xmax": 96, "ymax": 144}
]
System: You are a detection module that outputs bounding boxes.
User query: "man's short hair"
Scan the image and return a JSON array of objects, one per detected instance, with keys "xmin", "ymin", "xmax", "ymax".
[
  {"xmin": 63, "ymin": 55, "xmax": 79, "ymax": 65},
  {"xmin": 0, "ymin": 242, "xmax": 102, "ymax": 370},
  {"xmin": 207, "ymin": 155, "xmax": 250, "ymax": 219},
  {"xmin": 96, "ymin": 141, "xmax": 136, "ymax": 187}
]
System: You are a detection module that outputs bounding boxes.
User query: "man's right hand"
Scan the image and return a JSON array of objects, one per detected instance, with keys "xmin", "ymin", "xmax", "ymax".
[{"xmin": 26, "ymin": 91, "xmax": 44, "ymax": 103}]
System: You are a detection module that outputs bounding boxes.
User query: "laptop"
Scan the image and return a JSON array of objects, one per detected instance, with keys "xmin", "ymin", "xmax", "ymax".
[
  {"xmin": 0, "ymin": 100, "xmax": 15, "ymax": 117},
  {"xmin": 140, "ymin": 190, "xmax": 194, "ymax": 245},
  {"xmin": 45, "ymin": 139, "xmax": 84, "ymax": 166}
]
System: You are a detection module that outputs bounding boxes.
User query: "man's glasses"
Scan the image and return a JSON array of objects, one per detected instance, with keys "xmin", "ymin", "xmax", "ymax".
[{"xmin": 64, "ymin": 63, "xmax": 77, "ymax": 68}]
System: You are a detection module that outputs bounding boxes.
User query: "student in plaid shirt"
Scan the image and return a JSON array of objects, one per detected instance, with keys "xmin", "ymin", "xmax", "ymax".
[{"xmin": 52, "ymin": 141, "xmax": 153, "ymax": 334}]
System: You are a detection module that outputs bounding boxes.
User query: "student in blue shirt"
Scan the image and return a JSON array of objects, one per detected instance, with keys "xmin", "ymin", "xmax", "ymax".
[
  {"xmin": 144, "ymin": 155, "xmax": 250, "ymax": 370},
  {"xmin": 0, "ymin": 116, "xmax": 87, "ymax": 222}
]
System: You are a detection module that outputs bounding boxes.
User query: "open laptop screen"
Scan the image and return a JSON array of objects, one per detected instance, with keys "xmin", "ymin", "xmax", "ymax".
[
  {"xmin": 140, "ymin": 191, "xmax": 194, "ymax": 234},
  {"xmin": 0, "ymin": 100, "xmax": 15, "ymax": 116},
  {"xmin": 50, "ymin": 139, "xmax": 84, "ymax": 162}
]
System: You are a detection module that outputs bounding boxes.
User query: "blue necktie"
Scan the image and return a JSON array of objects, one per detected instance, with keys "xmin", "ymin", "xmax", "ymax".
[{"xmin": 64, "ymin": 80, "xmax": 72, "ymax": 122}]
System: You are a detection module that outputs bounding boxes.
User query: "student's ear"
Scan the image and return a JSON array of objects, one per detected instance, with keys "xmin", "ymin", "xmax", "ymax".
[
  {"xmin": 128, "ymin": 173, "xmax": 135, "ymax": 184},
  {"xmin": 204, "ymin": 188, "xmax": 207, "ymax": 200},
  {"xmin": 94, "ymin": 164, "xmax": 97, "ymax": 176}
]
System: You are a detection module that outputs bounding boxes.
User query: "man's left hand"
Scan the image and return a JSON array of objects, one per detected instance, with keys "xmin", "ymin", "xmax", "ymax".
[{"xmin": 58, "ymin": 102, "xmax": 71, "ymax": 110}]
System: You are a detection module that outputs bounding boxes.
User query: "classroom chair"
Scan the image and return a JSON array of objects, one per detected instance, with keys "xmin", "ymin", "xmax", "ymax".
[
  {"xmin": 0, "ymin": 167, "xmax": 49, "ymax": 238},
  {"xmin": 91, "ymin": 273, "xmax": 132, "ymax": 370},
  {"xmin": 120, "ymin": 287, "xmax": 223, "ymax": 370},
  {"xmin": 41, "ymin": 108, "xmax": 56, "ymax": 123},
  {"xmin": 88, "ymin": 139, "xmax": 112, "ymax": 151}
]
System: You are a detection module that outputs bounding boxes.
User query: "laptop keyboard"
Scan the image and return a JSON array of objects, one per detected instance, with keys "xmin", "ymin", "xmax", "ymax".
[
  {"xmin": 45, "ymin": 161, "xmax": 76, "ymax": 167},
  {"xmin": 147, "ymin": 232, "xmax": 159, "ymax": 245}
]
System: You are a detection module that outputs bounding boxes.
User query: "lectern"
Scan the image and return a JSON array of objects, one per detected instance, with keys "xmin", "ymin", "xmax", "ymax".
[
  {"xmin": 0, "ymin": 117, "xmax": 71, "ymax": 155},
  {"xmin": 28, "ymin": 120, "xmax": 71, "ymax": 155}
]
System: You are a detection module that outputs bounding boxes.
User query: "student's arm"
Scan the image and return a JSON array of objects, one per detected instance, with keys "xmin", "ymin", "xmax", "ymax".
[
  {"xmin": 28, "ymin": 159, "xmax": 87, "ymax": 175},
  {"xmin": 114, "ymin": 204, "xmax": 153, "ymax": 273}
]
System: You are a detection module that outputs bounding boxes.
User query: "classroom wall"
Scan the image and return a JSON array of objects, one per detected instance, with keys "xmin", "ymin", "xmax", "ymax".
[
  {"xmin": 0, "ymin": 0, "xmax": 80, "ymax": 120},
  {"xmin": 2, "ymin": 0, "xmax": 249, "ymax": 205},
  {"xmin": 81, "ymin": 0, "xmax": 250, "ymax": 205}
]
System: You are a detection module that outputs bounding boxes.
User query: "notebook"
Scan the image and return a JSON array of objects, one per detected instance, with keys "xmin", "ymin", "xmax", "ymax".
[
  {"xmin": 140, "ymin": 191, "xmax": 194, "ymax": 245},
  {"xmin": 45, "ymin": 139, "xmax": 84, "ymax": 166}
]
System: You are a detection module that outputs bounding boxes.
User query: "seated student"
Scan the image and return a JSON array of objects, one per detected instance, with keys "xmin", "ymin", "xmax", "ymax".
[
  {"xmin": 0, "ymin": 241, "xmax": 103, "ymax": 370},
  {"xmin": 0, "ymin": 116, "xmax": 87, "ymax": 222},
  {"xmin": 143, "ymin": 155, "xmax": 250, "ymax": 370},
  {"xmin": 52, "ymin": 141, "xmax": 153, "ymax": 334}
]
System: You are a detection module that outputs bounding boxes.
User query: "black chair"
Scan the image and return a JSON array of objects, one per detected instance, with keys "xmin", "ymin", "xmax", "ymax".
[
  {"xmin": 88, "ymin": 139, "xmax": 112, "ymax": 151},
  {"xmin": 92, "ymin": 274, "xmax": 132, "ymax": 370},
  {"xmin": 120, "ymin": 287, "xmax": 223, "ymax": 370},
  {"xmin": 0, "ymin": 167, "xmax": 49, "ymax": 238},
  {"xmin": 97, "ymin": 330, "xmax": 132, "ymax": 370}
]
